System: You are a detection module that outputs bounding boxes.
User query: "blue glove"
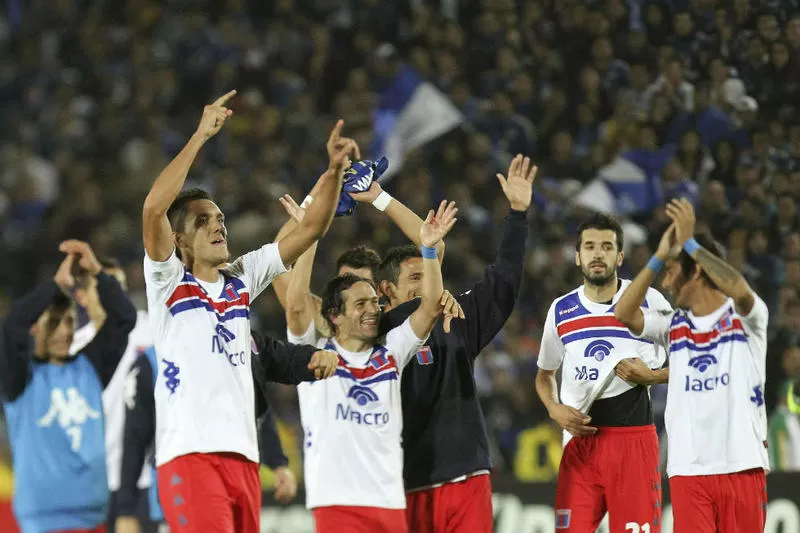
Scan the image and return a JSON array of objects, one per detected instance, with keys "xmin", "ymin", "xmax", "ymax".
[{"xmin": 335, "ymin": 157, "xmax": 389, "ymax": 217}]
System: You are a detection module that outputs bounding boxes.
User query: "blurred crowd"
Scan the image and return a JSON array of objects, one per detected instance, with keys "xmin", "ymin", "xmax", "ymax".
[{"xmin": 1, "ymin": 0, "xmax": 800, "ymax": 482}]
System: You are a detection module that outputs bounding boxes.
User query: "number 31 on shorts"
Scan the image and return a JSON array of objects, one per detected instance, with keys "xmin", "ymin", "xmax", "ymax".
[{"xmin": 625, "ymin": 523, "xmax": 651, "ymax": 533}]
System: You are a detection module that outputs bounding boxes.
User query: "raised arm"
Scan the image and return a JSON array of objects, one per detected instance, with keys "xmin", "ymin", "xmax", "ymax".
[
  {"xmin": 272, "ymin": 182, "xmax": 321, "ymax": 308},
  {"xmin": 66, "ymin": 241, "xmax": 137, "ymax": 387},
  {"xmin": 615, "ymin": 224, "xmax": 677, "ymax": 335},
  {"xmin": 666, "ymin": 198, "xmax": 755, "ymax": 315},
  {"xmin": 458, "ymin": 155, "xmax": 537, "ymax": 355},
  {"xmin": 0, "ymin": 260, "xmax": 69, "ymax": 402},
  {"xmin": 142, "ymin": 91, "xmax": 236, "ymax": 261},
  {"xmin": 280, "ymin": 196, "xmax": 321, "ymax": 337},
  {"xmin": 350, "ymin": 179, "xmax": 445, "ymax": 263},
  {"xmin": 276, "ymin": 121, "xmax": 358, "ymax": 267},
  {"xmin": 408, "ymin": 201, "xmax": 458, "ymax": 339}
]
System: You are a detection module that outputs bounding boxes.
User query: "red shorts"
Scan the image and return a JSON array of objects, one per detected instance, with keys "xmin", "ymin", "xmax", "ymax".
[
  {"xmin": 312, "ymin": 506, "xmax": 407, "ymax": 533},
  {"xmin": 156, "ymin": 452, "xmax": 261, "ymax": 533},
  {"xmin": 670, "ymin": 468, "xmax": 767, "ymax": 533},
  {"xmin": 555, "ymin": 425, "xmax": 661, "ymax": 532},
  {"xmin": 405, "ymin": 474, "xmax": 493, "ymax": 533}
]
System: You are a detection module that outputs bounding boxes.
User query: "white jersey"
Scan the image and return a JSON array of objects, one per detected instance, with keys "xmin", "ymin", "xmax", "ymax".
[
  {"xmin": 70, "ymin": 311, "xmax": 154, "ymax": 491},
  {"xmin": 638, "ymin": 293, "xmax": 770, "ymax": 477},
  {"xmin": 144, "ymin": 245, "xmax": 287, "ymax": 466},
  {"xmin": 288, "ymin": 318, "xmax": 427, "ymax": 510},
  {"xmin": 538, "ymin": 280, "xmax": 672, "ymax": 445}
]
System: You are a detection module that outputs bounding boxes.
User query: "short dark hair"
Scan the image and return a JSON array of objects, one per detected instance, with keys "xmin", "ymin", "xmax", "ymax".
[
  {"xmin": 576, "ymin": 213, "xmax": 625, "ymax": 251},
  {"xmin": 44, "ymin": 292, "xmax": 75, "ymax": 335},
  {"xmin": 677, "ymin": 232, "xmax": 725, "ymax": 289},
  {"xmin": 336, "ymin": 246, "xmax": 382, "ymax": 282},
  {"xmin": 320, "ymin": 274, "xmax": 377, "ymax": 336},
  {"xmin": 167, "ymin": 188, "xmax": 213, "ymax": 234},
  {"xmin": 378, "ymin": 245, "xmax": 422, "ymax": 285}
]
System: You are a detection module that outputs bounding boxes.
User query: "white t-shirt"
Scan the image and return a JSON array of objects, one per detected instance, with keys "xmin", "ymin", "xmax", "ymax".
[
  {"xmin": 70, "ymin": 310, "xmax": 154, "ymax": 491},
  {"xmin": 538, "ymin": 280, "xmax": 672, "ymax": 445},
  {"xmin": 638, "ymin": 293, "xmax": 770, "ymax": 477},
  {"xmin": 288, "ymin": 318, "xmax": 427, "ymax": 510},
  {"xmin": 144, "ymin": 244, "xmax": 287, "ymax": 466}
]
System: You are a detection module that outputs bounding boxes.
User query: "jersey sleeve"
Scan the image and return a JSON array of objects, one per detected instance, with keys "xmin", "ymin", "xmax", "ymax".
[
  {"xmin": 537, "ymin": 302, "xmax": 565, "ymax": 371},
  {"xmin": 636, "ymin": 308, "xmax": 674, "ymax": 348},
  {"xmin": 143, "ymin": 249, "xmax": 184, "ymax": 304},
  {"xmin": 385, "ymin": 318, "xmax": 428, "ymax": 370},
  {"xmin": 226, "ymin": 243, "xmax": 288, "ymax": 300},
  {"xmin": 643, "ymin": 288, "xmax": 673, "ymax": 368},
  {"xmin": 287, "ymin": 319, "xmax": 320, "ymax": 347},
  {"xmin": 739, "ymin": 291, "xmax": 769, "ymax": 340}
]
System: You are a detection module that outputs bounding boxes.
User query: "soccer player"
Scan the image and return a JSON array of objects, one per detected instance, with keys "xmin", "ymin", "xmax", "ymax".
[
  {"xmin": 285, "ymin": 200, "xmax": 457, "ymax": 533},
  {"xmin": 141, "ymin": 89, "xmax": 356, "ymax": 533},
  {"xmin": 372, "ymin": 154, "xmax": 536, "ymax": 533},
  {"xmin": 0, "ymin": 240, "xmax": 137, "ymax": 533},
  {"xmin": 614, "ymin": 199, "xmax": 770, "ymax": 533},
  {"xmin": 114, "ymin": 333, "xmax": 338, "ymax": 533},
  {"xmin": 69, "ymin": 259, "xmax": 157, "ymax": 532},
  {"xmin": 535, "ymin": 213, "xmax": 672, "ymax": 533}
]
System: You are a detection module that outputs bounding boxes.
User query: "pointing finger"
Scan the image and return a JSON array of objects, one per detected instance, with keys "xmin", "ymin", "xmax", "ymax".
[
  {"xmin": 212, "ymin": 90, "xmax": 237, "ymax": 107},
  {"xmin": 328, "ymin": 119, "xmax": 344, "ymax": 145}
]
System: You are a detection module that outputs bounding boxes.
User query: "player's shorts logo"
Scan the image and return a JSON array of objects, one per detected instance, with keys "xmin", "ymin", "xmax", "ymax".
[
  {"xmin": 347, "ymin": 385, "xmax": 379, "ymax": 406},
  {"xmin": 584, "ymin": 339, "xmax": 614, "ymax": 362},
  {"xmin": 555, "ymin": 509, "xmax": 571, "ymax": 529},
  {"xmin": 688, "ymin": 354, "xmax": 718, "ymax": 372}
]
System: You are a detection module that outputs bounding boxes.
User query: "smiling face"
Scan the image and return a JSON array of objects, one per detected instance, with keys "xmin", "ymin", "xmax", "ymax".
[
  {"xmin": 176, "ymin": 199, "xmax": 229, "ymax": 267},
  {"xmin": 331, "ymin": 281, "xmax": 382, "ymax": 342},
  {"xmin": 576, "ymin": 228, "xmax": 624, "ymax": 286},
  {"xmin": 32, "ymin": 303, "xmax": 76, "ymax": 361}
]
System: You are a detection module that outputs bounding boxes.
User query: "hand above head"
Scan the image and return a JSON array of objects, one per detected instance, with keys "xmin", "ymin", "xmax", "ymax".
[
  {"xmin": 58, "ymin": 240, "xmax": 101, "ymax": 277},
  {"xmin": 195, "ymin": 90, "xmax": 236, "ymax": 140},
  {"xmin": 665, "ymin": 198, "xmax": 696, "ymax": 247},
  {"xmin": 655, "ymin": 223, "xmax": 678, "ymax": 261},
  {"xmin": 326, "ymin": 120, "xmax": 360, "ymax": 172},
  {"xmin": 420, "ymin": 200, "xmax": 458, "ymax": 248},
  {"xmin": 496, "ymin": 154, "xmax": 538, "ymax": 212},
  {"xmin": 279, "ymin": 194, "xmax": 307, "ymax": 224}
]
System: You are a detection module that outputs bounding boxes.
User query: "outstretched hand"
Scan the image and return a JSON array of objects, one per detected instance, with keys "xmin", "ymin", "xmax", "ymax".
[
  {"xmin": 195, "ymin": 90, "xmax": 236, "ymax": 139},
  {"xmin": 655, "ymin": 223, "xmax": 678, "ymax": 261},
  {"xmin": 497, "ymin": 154, "xmax": 538, "ymax": 211},
  {"xmin": 665, "ymin": 198, "xmax": 696, "ymax": 247},
  {"xmin": 279, "ymin": 194, "xmax": 307, "ymax": 224},
  {"xmin": 420, "ymin": 201, "xmax": 458, "ymax": 248}
]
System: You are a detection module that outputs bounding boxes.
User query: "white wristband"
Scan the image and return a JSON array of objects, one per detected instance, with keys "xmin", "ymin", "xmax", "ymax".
[
  {"xmin": 301, "ymin": 195, "xmax": 314, "ymax": 209},
  {"xmin": 372, "ymin": 191, "xmax": 393, "ymax": 212}
]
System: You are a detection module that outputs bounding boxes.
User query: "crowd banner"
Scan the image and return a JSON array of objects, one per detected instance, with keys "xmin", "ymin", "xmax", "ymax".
[{"xmin": 260, "ymin": 473, "xmax": 800, "ymax": 533}]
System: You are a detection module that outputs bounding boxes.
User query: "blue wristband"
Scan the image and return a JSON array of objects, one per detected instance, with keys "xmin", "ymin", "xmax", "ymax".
[
  {"xmin": 421, "ymin": 245, "xmax": 438, "ymax": 259},
  {"xmin": 683, "ymin": 238, "xmax": 700, "ymax": 255},
  {"xmin": 646, "ymin": 255, "xmax": 664, "ymax": 273}
]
